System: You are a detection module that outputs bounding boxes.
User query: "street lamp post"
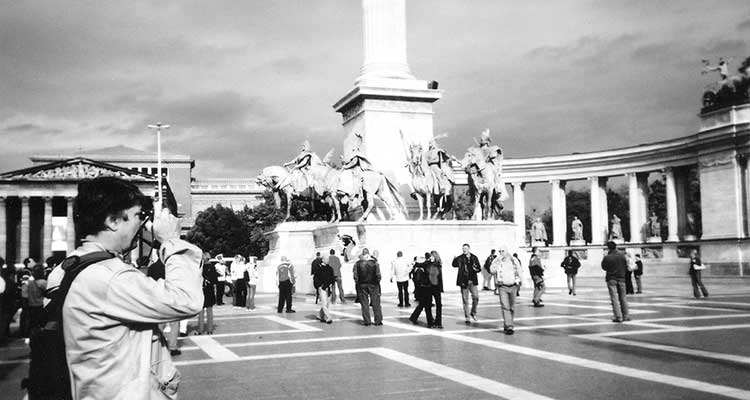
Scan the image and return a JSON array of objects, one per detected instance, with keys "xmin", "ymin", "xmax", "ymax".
[{"xmin": 147, "ymin": 123, "xmax": 170, "ymax": 209}]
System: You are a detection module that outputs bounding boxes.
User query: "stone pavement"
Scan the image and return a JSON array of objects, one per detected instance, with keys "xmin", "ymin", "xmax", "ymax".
[{"xmin": 1, "ymin": 276, "xmax": 749, "ymax": 399}]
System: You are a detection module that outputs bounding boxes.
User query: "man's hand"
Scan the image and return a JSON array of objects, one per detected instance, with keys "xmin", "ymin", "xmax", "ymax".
[{"xmin": 148, "ymin": 207, "xmax": 180, "ymax": 244}]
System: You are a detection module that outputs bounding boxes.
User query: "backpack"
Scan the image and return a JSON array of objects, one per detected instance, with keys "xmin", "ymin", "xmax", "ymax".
[
  {"xmin": 412, "ymin": 264, "xmax": 430, "ymax": 288},
  {"xmin": 23, "ymin": 251, "xmax": 114, "ymax": 400}
]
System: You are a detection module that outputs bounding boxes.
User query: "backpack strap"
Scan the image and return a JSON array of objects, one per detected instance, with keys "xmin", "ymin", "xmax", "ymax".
[{"xmin": 46, "ymin": 251, "xmax": 116, "ymax": 328}]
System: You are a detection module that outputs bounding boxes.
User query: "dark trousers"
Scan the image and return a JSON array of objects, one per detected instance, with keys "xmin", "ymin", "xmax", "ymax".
[
  {"xmin": 216, "ymin": 281, "xmax": 225, "ymax": 305},
  {"xmin": 234, "ymin": 278, "xmax": 247, "ymax": 307},
  {"xmin": 410, "ymin": 287, "xmax": 433, "ymax": 325},
  {"xmin": 397, "ymin": 281, "xmax": 410, "ymax": 306},
  {"xmin": 357, "ymin": 283, "xmax": 382, "ymax": 324},
  {"xmin": 430, "ymin": 289, "xmax": 442, "ymax": 326},
  {"xmin": 277, "ymin": 280, "xmax": 293, "ymax": 312},
  {"xmin": 625, "ymin": 271, "xmax": 634, "ymax": 294},
  {"xmin": 690, "ymin": 271, "xmax": 709, "ymax": 298}
]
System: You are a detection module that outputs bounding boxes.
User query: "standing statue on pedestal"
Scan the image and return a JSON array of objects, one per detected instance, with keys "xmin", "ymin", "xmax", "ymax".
[
  {"xmin": 530, "ymin": 217, "xmax": 548, "ymax": 244},
  {"xmin": 648, "ymin": 211, "xmax": 661, "ymax": 238},
  {"xmin": 609, "ymin": 214, "xmax": 623, "ymax": 241},
  {"xmin": 571, "ymin": 215, "xmax": 584, "ymax": 242}
]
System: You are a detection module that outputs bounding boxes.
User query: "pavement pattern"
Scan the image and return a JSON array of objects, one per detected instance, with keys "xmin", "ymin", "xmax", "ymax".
[{"xmin": 1, "ymin": 277, "xmax": 749, "ymax": 399}]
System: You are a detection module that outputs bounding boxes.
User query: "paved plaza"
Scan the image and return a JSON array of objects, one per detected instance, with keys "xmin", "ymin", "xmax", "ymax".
[{"xmin": 1, "ymin": 277, "xmax": 749, "ymax": 399}]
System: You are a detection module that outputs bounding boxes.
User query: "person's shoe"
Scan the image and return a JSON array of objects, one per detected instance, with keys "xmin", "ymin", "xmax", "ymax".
[
  {"xmin": 612, "ymin": 318, "xmax": 623, "ymax": 323},
  {"xmin": 436, "ymin": 325, "xmax": 443, "ymax": 329},
  {"xmin": 465, "ymin": 318, "xmax": 471, "ymax": 324},
  {"xmin": 170, "ymin": 349, "xmax": 181, "ymax": 356},
  {"xmin": 623, "ymin": 317, "xmax": 632, "ymax": 322},
  {"xmin": 277, "ymin": 310, "xmax": 283, "ymax": 313},
  {"xmin": 397, "ymin": 304, "xmax": 403, "ymax": 308},
  {"xmin": 364, "ymin": 322, "xmax": 371, "ymax": 326},
  {"xmin": 532, "ymin": 302, "xmax": 544, "ymax": 308},
  {"xmin": 405, "ymin": 303, "xmax": 411, "ymax": 307},
  {"xmin": 409, "ymin": 318, "xmax": 418, "ymax": 325},
  {"xmin": 326, "ymin": 320, "xmax": 333, "ymax": 324},
  {"xmin": 287, "ymin": 309, "xmax": 296, "ymax": 313},
  {"xmin": 373, "ymin": 322, "xmax": 383, "ymax": 326},
  {"xmin": 569, "ymin": 289, "xmax": 572, "ymax": 295},
  {"xmin": 471, "ymin": 314, "xmax": 478, "ymax": 322},
  {"xmin": 573, "ymin": 292, "xmax": 576, "ymax": 296}
]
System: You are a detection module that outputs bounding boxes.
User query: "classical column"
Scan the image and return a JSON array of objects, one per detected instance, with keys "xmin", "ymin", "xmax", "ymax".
[
  {"xmin": 66, "ymin": 197, "xmax": 75, "ymax": 253},
  {"xmin": 20, "ymin": 196, "xmax": 30, "ymax": 261},
  {"xmin": 599, "ymin": 177, "xmax": 609, "ymax": 241},
  {"xmin": 551, "ymin": 180, "xmax": 567, "ymax": 246},
  {"xmin": 512, "ymin": 182, "xmax": 526, "ymax": 245},
  {"xmin": 358, "ymin": 0, "xmax": 414, "ymax": 83},
  {"xmin": 627, "ymin": 173, "xmax": 640, "ymax": 242},
  {"xmin": 43, "ymin": 196, "xmax": 53, "ymax": 257},
  {"xmin": 0, "ymin": 197, "xmax": 6, "ymax": 259},
  {"xmin": 664, "ymin": 168, "xmax": 679, "ymax": 241},
  {"xmin": 589, "ymin": 177, "xmax": 602, "ymax": 244}
]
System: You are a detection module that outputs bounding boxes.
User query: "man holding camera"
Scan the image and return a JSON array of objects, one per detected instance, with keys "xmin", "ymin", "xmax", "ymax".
[{"xmin": 49, "ymin": 177, "xmax": 204, "ymax": 399}]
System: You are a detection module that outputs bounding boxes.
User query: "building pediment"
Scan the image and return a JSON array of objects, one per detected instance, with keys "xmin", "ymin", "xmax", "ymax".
[{"xmin": 0, "ymin": 157, "xmax": 155, "ymax": 182}]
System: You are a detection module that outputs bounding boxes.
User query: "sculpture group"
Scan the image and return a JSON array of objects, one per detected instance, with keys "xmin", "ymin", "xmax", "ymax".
[{"xmin": 257, "ymin": 129, "xmax": 510, "ymax": 222}]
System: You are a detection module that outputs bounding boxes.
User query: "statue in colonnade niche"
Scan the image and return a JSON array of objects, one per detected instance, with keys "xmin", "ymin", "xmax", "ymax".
[
  {"xmin": 648, "ymin": 211, "xmax": 661, "ymax": 238},
  {"xmin": 609, "ymin": 214, "xmax": 623, "ymax": 241},
  {"xmin": 571, "ymin": 215, "xmax": 584, "ymax": 242},
  {"xmin": 530, "ymin": 217, "xmax": 548, "ymax": 244}
]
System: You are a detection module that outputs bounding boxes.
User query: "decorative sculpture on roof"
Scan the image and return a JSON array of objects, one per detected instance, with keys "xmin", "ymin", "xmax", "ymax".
[{"xmin": 701, "ymin": 56, "xmax": 750, "ymax": 114}]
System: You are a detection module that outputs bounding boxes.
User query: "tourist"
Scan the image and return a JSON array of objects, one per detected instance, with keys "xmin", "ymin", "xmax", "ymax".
[
  {"xmin": 512, "ymin": 253, "xmax": 523, "ymax": 297},
  {"xmin": 624, "ymin": 252, "xmax": 635, "ymax": 295},
  {"xmin": 26, "ymin": 264, "xmax": 47, "ymax": 332},
  {"xmin": 427, "ymin": 250, "xmax": 444, "ymax": 329},
  {"xmin": 245, "ymin": 257, "xmax": 259, "ymax": 310},
  {"xmin": 482, "ymin": 249, "xmax": 497, "ymax": 292},
  {"xmin": 200, "ymin": 254, "xmax": 217, "ymax": 334},
  {"xmin": 689, "ymin": 249, "xmax": 709, "ymax": 299},
  {"xmin": 560, "ymin": 250, "xmax": 581, "ymax": 295},
  {"xmin": 327, "ymin": 249, "xmax": 346, "ymax": 304},
  {"xmin": 353, "ymin": 248, "xmax": 382, "ymax": 326},
  {"xmin": 391, "ymin": 250, "xmax": 411, "ymax": 307},
  {"xmin": 312, "ymin": 253, "xmax": 335, "ymax": 323},
  {"xmin": 311, "ymin": 252, "xmax": 324, "ymax": 304},
  {"xmin": 634, "ymin": 254, "xmax": 643, "ymax": 294},
  {"xmin": 232, "ymin": 255, "xmax": 247, "ymax": 308},
  {"xmin": 214, "ymin": 256, "xmax": 227, "ymax": 306},
  {"xmin": 490, "ymin": 246, "xmax": 521, "ymax": 335},
  {"xmin": 601, "ymin": 241, "xmax": 630, "ymax": 322},
  {"xmin": 452, "ymin": 243, "xmax": 482, "ymax": 323},
  {"xmin": 276, "ymin": 256, "xmax": 296, "ymax": 313},
  {"xmin": 528, "ymin": 247, "xmax": 545, "ymax": 307},
  {"xmin": 49, "ymin": 176, "xmax": 203, "ymax": 399},
  {"xmin": 409, "ymin": 254, "xmax": 433, "ymax": 326},
  {"xmin": 0, "ymin": 261, "xmax": 15, "ymax": 344}
]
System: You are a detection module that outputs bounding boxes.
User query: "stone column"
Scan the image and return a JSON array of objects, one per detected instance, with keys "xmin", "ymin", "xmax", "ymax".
[
  {"xmin": 43, "ymin": 196, "xmax": 53, "ymax": 258},
  {"xmin": 0, "ymin": 197, "xmax": 6, "ymax": 259},
  {"xmin": 589, "ymin": 177, "xmax": 602, "ymax": 244},
  {"xmin": 664, "ymin": 168, "xmax": 679, "ymax": 241},
  {"xmin": 512, "ymin": 182, "xmax": 526, "ymax": 246},
  {"xmin": 358, "ymin": 0, "xmax": 414, "ymax": 83},
  {"xmin": 66, "ymin": 197, "xmax": 75, "ymax": 253},
  {"xmin": 551, "ymin": 180, "xmax": 567, "ymax": 246},
  {"xmin": 20, "ymin": 196, "xmax": 30, "ymax": 262},
  {"xmin": 674, "ymin": 167, "xmax": 690, "ymax": 237},
  {"xmin": 599, "ymin": 177, "xmax": 609, "ymax": 241},
  {"xmin": 627, "ymin": 173, "xmax": 641, "ymax": 243}
]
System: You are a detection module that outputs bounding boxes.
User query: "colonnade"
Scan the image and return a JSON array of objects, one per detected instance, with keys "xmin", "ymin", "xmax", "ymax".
[
  {"xmin": 509, "ymin": 166, "xmax": 696, "ymax": 246},
  {"xmin": 0, "ymin": 195, "xmax": 76, "ymax": 263}
]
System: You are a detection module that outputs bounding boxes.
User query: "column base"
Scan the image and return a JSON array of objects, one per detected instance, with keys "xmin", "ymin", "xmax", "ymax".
[
  {"xmin": 683, "ymin": 235, "xmax": 698, "ymax": 241},
  {"xmin": 570, "ymin": 240, "xmax": 586, "ymax": 246},
  {"xmin": 646, "ymin": 236, "xmax": 663, "ymax": 243},
  {"xmin": 666, "ymin": 235, "xmax": 680, "ymax": 242},
  {"xmin": 531, "ymin": 241, "xmax": 547, "ymax": 247}
]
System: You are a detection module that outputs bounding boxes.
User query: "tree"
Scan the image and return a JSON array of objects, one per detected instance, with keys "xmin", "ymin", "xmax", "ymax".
[{"xmin": 186, "ymin": 204, "xmax": 252, "ymax": 258}]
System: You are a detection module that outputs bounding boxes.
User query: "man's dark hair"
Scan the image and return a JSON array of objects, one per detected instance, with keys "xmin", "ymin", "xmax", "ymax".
[
  {"xmin": 462, "ymin": 243, "xmax": 470, "ymax": 248},
  {"xmin": 396, "ymin": 250, "xmax": 403, "ymax": 257},
  {"xmin": 329, "ymin": 249, "xmax": 335, "ymax": 255},
  {"xmin": 74, "ymin": 177, "xmax": 151, "ymax": 238},
  {"xmin": 606, "ymin": 241, "xmax": 617, "ymax": 250},
  {"xmin": 316, "ymin": 252, "xmax": 321, "ymax": 257}
]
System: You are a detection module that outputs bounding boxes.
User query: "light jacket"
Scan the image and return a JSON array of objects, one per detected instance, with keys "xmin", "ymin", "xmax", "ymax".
[
  {"xmin": 490, "ymin": 256, "xmax": 521, "ymax": 286},
  {"xmin": 391, "ymin": 257, "xmax": 411, "ymax": 282},
  {"xmin": 59, "ymin": 239, "xmax": 203, "ymax": 400}
]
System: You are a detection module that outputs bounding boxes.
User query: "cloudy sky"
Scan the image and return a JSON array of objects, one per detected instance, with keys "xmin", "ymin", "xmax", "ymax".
[{"xmin": 1, "ymin": 1, "xmax": 748, "ymax": 180}]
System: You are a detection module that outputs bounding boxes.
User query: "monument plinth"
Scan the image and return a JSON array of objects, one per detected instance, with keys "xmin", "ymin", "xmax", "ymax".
[{"xmin": 333, "ymin": 0, "xmax": 441, "ymax": 198}]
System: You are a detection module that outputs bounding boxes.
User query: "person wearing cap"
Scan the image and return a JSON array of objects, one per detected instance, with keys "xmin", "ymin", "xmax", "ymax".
[
  {"xmin": 601, "ymin": 241, "xmax": 631, "ymax": 322},
  {"xmin": 353, "ymin": 248, "xmax": 382, "ymax": 326},
  {"xmin": 276, "ymin": 256, "xmax": 296, "ymax": 313}
]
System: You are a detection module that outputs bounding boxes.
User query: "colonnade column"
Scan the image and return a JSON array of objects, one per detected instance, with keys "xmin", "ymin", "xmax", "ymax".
[
  {"xmin": 664, "ymin": 168, "xmax": 679, "ymax": 242},
  {"xmin": 43, "ymin": 196, "xmax": 53, "ymax": 258},
  {"xmin": 512, "ymin": 182, "xmax": 526, "ymax": 246},
  {"xmin": 19, "ymin": 196, "xmax": 30, "ymax": 262},
  {"xmin": 551, "ymin": 179, "xmax": 567, "ymax": 246},
  {"xmin": 0, "ymin": 197, "xmax": 6, "ymax": 258},
  {"xmin": 589, "ymin": 177, "xmax": 603, "ymax": 244},
  {"xmin": 628, "ymin": 173, "xmax": 641, "ymax": 242},
  {"xmin": 599, "ymin": 177, "xmax": 609, "ymax": 241},
  {"xmin": 66, "ymin": 197, "xmax": 75, "ymax": 253}
]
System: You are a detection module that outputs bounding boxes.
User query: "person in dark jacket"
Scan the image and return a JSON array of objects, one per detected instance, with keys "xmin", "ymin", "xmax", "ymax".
[
  {"xmin": 427, "ymin": 250, "xmax": 445, "ymax": 329},
  {"xmin": 409, "ymin": 254, "xmax": 433, "ymax": 326},
  {"xmin": 634, "ymin": 254, "xmax": 644, "ymax": 294},
  {"xmin": 199, "ymin": 255, "xmax": 218, "ymax": 334},
  {"xmin": 353, "ymin": 248, "xmax": 382, "ymax": 326},
  {"xmin": 688, "ymin": 249, "xmax": 708, "ymax": 298},
  {"xmin": 528, "ymin": 247, "xmax": 545, "ymax": 307},
  {"xmin": 452, "ymin": 243, "xmax": 482, "ymax": 323},
  {"xmin": 312, "ymin": 255, "xmax": 335, "ymax": 323},
  {"xmin": 601, "ymin": 241, "xmax": 630, "ymax": 322},
  {"xmin": 560, "ymin": 250, "xmax": 581, "ymax": 296}
]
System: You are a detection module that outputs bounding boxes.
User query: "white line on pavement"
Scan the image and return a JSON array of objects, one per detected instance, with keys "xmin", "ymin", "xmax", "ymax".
[
  {"xmin": 263, "ymin": 315, "xmax": 322, "ymax": 331},
  {"xmin": 371, "ymin": 347, "xmax": 556, "ymax": 400},
  {"xmin": 579, "ymin": 323, "xmax": 750, "ymax": 337},
  {"xmin": 174, "ymin": 348, "xmax": 370, "ymax": 366},
  {"xmin": 190, "ymin": 336, "xmax": 240, "ymax": 362}
]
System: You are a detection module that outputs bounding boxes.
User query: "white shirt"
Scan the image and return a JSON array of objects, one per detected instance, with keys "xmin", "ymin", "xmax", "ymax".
[
  {"xmin": 230, "ymin": 261, "xmax": 247, "ymax": 280},
  {"xmin": 215, "ymin": 263, "xmax": 227, "ymax": 282},
  {"xmin": 391, "ymin": 257, "xmax": 411, "ymax": 282}
]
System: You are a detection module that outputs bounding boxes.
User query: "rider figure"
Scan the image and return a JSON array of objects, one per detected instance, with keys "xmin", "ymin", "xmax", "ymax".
[
  {"xmin": 424, "ymin": 138, "xmax": 454, "ymax": 195},
  {"xmin": 279, "ymin": 140, "xmax": 319, "ymax": 191}
]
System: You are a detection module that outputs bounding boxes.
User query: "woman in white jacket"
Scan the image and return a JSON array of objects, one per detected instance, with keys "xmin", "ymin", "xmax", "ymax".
[{"xmin": 490, "ymin": 246, "xmax": 521, "ymax": 335}]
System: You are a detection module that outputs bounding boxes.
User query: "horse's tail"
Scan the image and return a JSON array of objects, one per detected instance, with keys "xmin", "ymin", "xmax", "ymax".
[{"xmin": 384, "ymin": 176, "xmax": 409, "ymax": 217}]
